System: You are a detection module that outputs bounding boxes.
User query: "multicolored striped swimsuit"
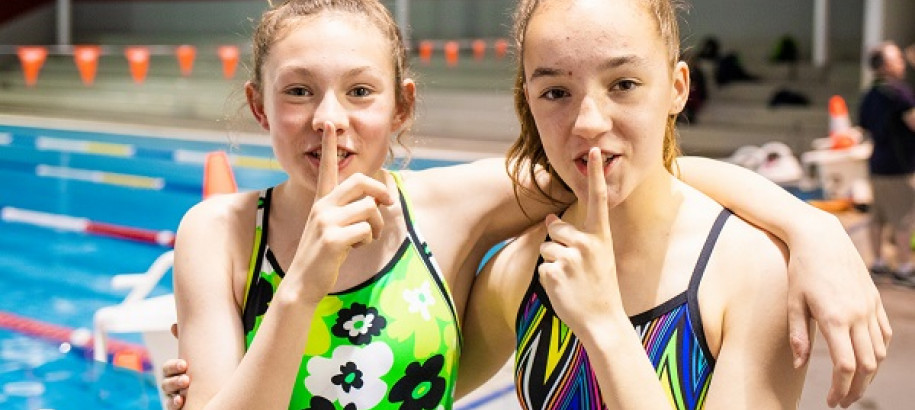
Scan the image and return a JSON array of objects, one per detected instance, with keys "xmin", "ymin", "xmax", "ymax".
[
  {"xmin": 241, "ymin": 172, "xmax": 462, "ymax": 409},
  {"xmin": 514, "ymin": 209, "xmax": 732, "ymax": 409}
]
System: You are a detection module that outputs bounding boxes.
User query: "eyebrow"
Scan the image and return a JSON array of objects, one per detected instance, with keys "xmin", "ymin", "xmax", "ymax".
[{"xmin": 528, "ymin": 55, "xmax": 646, "ymax": 81}]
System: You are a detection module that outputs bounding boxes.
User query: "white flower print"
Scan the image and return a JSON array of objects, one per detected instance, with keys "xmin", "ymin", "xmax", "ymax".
[
  {"xmin": 344, "ymin": 313, "xmax": 376, "ymax": 337},
  {"xmin": 304, "ymin": 342, "xmax": 394, "ymax": 409},
  {"xmin": 403, "ymin": 281, "xmax": 436, "ymax": 321}
]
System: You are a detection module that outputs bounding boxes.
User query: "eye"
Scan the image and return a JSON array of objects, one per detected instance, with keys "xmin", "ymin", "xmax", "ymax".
[
  {"xmin": 612, "ymin": 79, "xmax": 639, "ymax": 92},
  {"xmin": 348, "ymin": 86, "xmax": 373, "ymax": 97},
  {"xmin": 538, "ymin": 88, "xmax": 570, "ymax": 101},
  {"xmin": 284, "ymin": 86, "xmax": 311, "ymax": 97}
]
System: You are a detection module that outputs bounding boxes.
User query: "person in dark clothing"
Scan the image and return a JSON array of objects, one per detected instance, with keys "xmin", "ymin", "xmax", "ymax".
[{"xmin": 859, "ymin": 41, "xmax": 915, "ymax": 284}]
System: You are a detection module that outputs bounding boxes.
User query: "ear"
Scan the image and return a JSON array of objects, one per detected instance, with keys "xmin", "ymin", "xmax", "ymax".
[
  {"xmin": 245, "ymin": 81, "xmax": 270, "ymax": 131},
  {"xmin": 394, "ymin": 78, "xmax": 416, "ymax": 130},
  {"xmin": 668, "ymin": 61, "xmax": 690, "ymax": 115}
]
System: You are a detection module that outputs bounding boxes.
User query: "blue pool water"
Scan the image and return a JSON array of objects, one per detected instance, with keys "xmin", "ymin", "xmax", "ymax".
[{"xmin": 0, "ymin": 123, "xmax": 460, "ymax": 409}]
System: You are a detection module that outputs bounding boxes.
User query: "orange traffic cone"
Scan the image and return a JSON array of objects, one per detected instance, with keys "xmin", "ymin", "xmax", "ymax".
[
  {"xmin": 444, "ymin": 41, "xmax": 459, "ymax": 67},
  {"xmin": 494, "ymin": 38, "xmax": 509, "ymax": 59},
  {"xmin": 472, "ymin": 39, "xmax": 486, "ymax": 61},
  {"xmin": 176, "ymin": 45, "xmax": 196, "ymax": 77},
  {"xmin": 124, "ymin": 46, "xmax": 150, "ymax": 84},
  {"xmin": 203, "ymin": 151, "xmax": 238, "ymax": 199},
  {"xmin": 73, "ymin": 45, "xmax": 100, "ymax": 86},
  {"xmin": 828, "ymin": 95, "xmax": 856, "ymax": 149},
  {"xmin": 17, "ymin": 46, "xmax": 47, "ymax": 87},
  {"xmin": 217, "ymin": 45, "xmax": 239, "ymax": 80},
  {"xmin": 419, "ymin": 40, "xmax": 433, "ymax": 65}
]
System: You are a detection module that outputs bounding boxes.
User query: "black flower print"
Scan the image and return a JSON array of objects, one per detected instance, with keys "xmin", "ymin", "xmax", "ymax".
[
  {"xmin": 331, "ymin": 362, "xmax": 365, "ymax": 393},
  {"xmin": 389, "ymin": 355, "xmax": 446, "ymax": 410},
  {"xmin": 331, "ymin": 303, "xmax": 387, "ymax": 345},
  {"xmin": 302, "ymin": 396, "xmax": 356, "ymax": 410}
]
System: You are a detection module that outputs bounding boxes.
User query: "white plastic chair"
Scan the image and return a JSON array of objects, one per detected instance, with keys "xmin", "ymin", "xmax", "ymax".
[{"xmin": 93, "ymin": 250, "xmax": 177, "ymax": 410}]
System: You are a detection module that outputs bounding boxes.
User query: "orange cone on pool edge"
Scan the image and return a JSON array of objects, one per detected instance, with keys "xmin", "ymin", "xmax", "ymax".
[
  {"xmin": 217, "ymin": 45, "xmax": 239, "ymax": 79},
  {"xmin": 444, "ymin": 41, "xmax": 459, "ymax": 67},
  {"xmin": 176, "ymin": 45, "xmax": 196, "ymax": 77},
  {"xmin": 203, "ymin": 151, "xmax": 238, "ymax": 199},
  {"xmin": 113, "ymin": 349, "xmax": 143, "ymax": 371},
  {"xmin": 472, "ymin": 39, "xmax": 486, "ymax": 61},
  {"xmin": 73, "ymin": 46, "xmax": 101, "ymax": 86},
  {"xmin": 494, "ymin": 38, "xmax": 509, "ymax": 59},
  {"xmin": 17, "ymin": 46, "xmax": 47, "ymax": 87},
  {"xmin": 124, "ymin": 47, "xmax": 150, "ymax": 84},
  {"xmin": 828, "ymin": 95, "xmax": 855, "ymax": 149},
  {"xmin": 419, "ymin": 40, "xmax": 433, "ymax": 64}
]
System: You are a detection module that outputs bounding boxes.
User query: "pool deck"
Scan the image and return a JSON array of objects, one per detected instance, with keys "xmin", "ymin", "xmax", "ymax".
[{"xmin": 1, "ymin": 112, "xmax": 910, "ymax": 409}]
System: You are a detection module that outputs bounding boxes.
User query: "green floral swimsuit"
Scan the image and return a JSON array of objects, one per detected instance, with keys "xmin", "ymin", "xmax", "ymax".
[{"xmin": 240, "ymin": 172, "xmax": 462, "ymax": 410}]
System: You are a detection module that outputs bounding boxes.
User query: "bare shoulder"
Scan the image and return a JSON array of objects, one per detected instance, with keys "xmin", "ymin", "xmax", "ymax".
[
  {"xmin": 714, "ymin": 213, "xmax": 789, "ymax": 289},
  {"xmin": 174, "ymin": 191, "xmax": 261, "ymax": 304},
  {"xmin": 483, "ymin": 222, "xmax": 548, "ymax": 317},
  {"xmin": 700, "ymin": 210, "xmax": 790, "ymax": 354}
]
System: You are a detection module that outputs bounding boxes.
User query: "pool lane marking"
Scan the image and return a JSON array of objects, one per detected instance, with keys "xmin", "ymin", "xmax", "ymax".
[{"xmin": 36, "ymin": 164, "xmax": 165, "ymax": 190}]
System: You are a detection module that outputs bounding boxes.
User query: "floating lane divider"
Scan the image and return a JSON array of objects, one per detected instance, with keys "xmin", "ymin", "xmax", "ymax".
[
  {"xmin": 29, "ymin": 135, "xmax": 280, "ymax": 170},
  {"xmin": 36, "ymin": 164, "xmax": 165, "ymax": 190},
  {"xmin": 173, "ymin": 149, "xmax": 280, "ymax": 170},
  {"xmin": 1, "ymin": 206, "xmax": 175, "ymax": 247},
  {"xmin": 0, "ymin": 311, "xmax": 152, "ymax": 372},
  {"xmin": 36, "ymin": 136, "xmax": 135, "ymax": 157}
]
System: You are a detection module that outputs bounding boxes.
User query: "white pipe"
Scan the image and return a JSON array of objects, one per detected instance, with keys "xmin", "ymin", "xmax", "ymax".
[
  {"xmin": 56, "ymin": 0, "xmax": 71, "ymax": 46},
  {"xmin": 813, "ymin": 0, "xmax": 829, "ymax": 69},
  {"xmin": 395, "ymin": 0, "xmax": 410, "ymax": 49},
  {"xmin": 862, "ymin": 0, "xmax": 886, "ymax": 87}
]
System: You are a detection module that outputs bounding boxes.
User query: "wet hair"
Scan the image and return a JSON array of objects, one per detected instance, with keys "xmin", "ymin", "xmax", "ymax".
[
  {"xmin": 507, "ymin": 0, "xmax": 687, "ymax": 204},
  {"xmin": 251, "ymin": 0, "xmax": 414, "ymax": 154}
]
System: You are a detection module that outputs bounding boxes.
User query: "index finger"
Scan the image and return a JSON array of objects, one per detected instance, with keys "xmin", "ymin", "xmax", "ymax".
[
  {"xmin": 316, "ymin": 121, "xmax": 338, "ymax": 198},
  {"xmin": 585, "ymin": 147, "xmax": 609, "ymax": 233}
]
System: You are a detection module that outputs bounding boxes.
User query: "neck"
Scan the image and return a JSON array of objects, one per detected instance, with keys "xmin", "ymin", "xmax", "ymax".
[{"xmin": 567, "ymin": 165, "xmax": 682, "ymax": 254}]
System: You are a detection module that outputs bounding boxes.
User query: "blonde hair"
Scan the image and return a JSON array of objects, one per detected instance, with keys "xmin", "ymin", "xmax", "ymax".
[
  {"xmin": 251, "ymin": 0, "xmax": 414, "ymax": 155},
  {"xmin": 508, "ymin": 0, "xmax": 687, "ymax": 203}
]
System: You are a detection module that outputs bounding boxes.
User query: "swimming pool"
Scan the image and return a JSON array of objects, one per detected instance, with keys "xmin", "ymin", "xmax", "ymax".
[{"xmin": 0, "ymin": 122, "xmax": 461, "ymax": 409}]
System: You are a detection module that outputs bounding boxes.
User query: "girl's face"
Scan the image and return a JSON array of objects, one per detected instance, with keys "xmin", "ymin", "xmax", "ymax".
[
  {"xmin": 523, "ymin": 0, "xmax": 688, "ymax": 206},
  {"xmin": 248, "ymin": 12, "xmax": 412, "ymax": 190}
]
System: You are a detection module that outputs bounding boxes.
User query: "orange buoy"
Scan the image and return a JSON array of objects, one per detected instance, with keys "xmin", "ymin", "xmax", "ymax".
[
  {"xmin": 124, "ymin": 46, "xmax": 150, "ymax": 85},
  {"xmin": 176, "ymin": 45, "xmax": 196, "ymax": 77},
  {"xmin": 73, "ymin": 45, "xmax": 101, "ymax": 86},
  {"xmin": 17, "ymin": 46, "xmax": 48, "ymax": 87},
  {"xmin": 203, "ymin": 151, "xmax": 238, "ymax": 199},
  {"xmin": 217, "ymin": 45, "xmax": 240, "ymax": 79},
  {"xmin": 444, "ymin": 41, "xmax": 459, "ymax": 67}
]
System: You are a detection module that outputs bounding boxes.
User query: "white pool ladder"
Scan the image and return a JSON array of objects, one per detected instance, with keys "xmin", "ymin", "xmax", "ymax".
[{"xmin": 92, "ymin": 250, "xmax": 177, "ymax": 410}]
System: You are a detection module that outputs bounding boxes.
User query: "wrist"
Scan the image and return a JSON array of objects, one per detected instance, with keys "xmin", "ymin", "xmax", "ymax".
[
  {"xmin": 576, "ymin": 313, "xmax": 632, "ymax": 349},
  {"xmin": 784, "ymin": 206, "xmax": 838, "ymax": 248}
]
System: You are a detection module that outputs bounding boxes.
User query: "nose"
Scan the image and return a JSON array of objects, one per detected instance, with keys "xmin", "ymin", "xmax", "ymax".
[
  {"xmin": 571, "ymin": 93, "xmax": 611, "ymax": 140},
  {"xmin": 312, "ymin": 91, "xmax": 350, "ymax": 135}
]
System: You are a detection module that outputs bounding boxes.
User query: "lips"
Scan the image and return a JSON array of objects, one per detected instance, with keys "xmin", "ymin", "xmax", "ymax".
[
  {"xmin": 307, "ymin": 146, "xmax": 353, "ymax": 162},
  {"xmin": 577, "ymin": 152, "xmax": 618, "ymax": 165}
]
